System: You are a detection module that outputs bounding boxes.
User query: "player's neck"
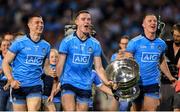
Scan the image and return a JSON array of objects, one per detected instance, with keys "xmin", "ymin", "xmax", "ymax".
[
  {"xmin": 76, "ymin": 31, "xmax": 88, "ymax": 41},
  {"xmin": 2, "ymin": 51, "xmax": 6, "ymax": 57},
  {"xmin": 144, "ymin": 31, "xmax": 156, "ymax": 40},
  {"xmin": 29, "ymin": 33, "xmax": 41, "ymax": 42}
]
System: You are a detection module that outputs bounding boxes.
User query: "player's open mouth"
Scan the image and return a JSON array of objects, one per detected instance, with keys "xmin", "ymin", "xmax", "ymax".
[
  {"xmin": 84, "ymin": 25, "xmax": 89, "ymax": 28},
  {"xmin": 150, "ymin": 26, "xmax": 155, "ymax": 28}
]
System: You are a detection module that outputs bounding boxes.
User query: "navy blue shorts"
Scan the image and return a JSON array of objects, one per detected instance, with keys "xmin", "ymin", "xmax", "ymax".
[
  {"xmin": 11, "ymin": 85, "xmax": 42, "ymax": 104},
  {"xmin": 61, "ymin": 84, "xmax": 92, "ymax": 105},
  {"xmin": 134, "ymin": 83, "xmax": 160, "ymax": 104}
]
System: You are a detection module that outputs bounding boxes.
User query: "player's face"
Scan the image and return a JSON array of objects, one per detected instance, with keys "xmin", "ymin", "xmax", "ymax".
[
  {"xmin": 0, "ymin": 40, "xmax": 10, "ymax": 54},
  {"xmin": 28, "ymin": 17, "xmax": 44, "ymax": 35},
  {"xmin": 49, "ymin": 51, "xmax": 58, "ymax": 65},
  {"xmin": 75, "ymin": 13, "xmax": 92, "ymax": 35},
  {"xmin": 119, "ymin": 38, "xmax": 129, "ymax": 50},
  {"xmin": 142, "ymin": 15, "xmax": 157, "ymax": 34},
  {"xmin": 173, "ymin": 30, "xmax": 180, "ymax": 45}
]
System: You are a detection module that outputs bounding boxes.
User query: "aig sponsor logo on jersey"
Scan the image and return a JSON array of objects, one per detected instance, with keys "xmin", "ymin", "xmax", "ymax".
[
  {"xmin": 141, "ymin": 52, "xmax": 160, "ymax": 62},
  {"xmin": 73, "ymin": 53, "xmax": 90, "ymax": 64},
  {"xmin": 26, "ymin": 55, "xmax": 44, "ymax": 65}
]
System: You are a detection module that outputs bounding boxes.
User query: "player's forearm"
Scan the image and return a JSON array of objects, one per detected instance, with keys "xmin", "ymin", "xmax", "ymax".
[
  {"xmin": 56, "ymin": 53, "xmax": 66, "ymax": 79},
  {"xmin": 99, "ymin": 85, "xmax": 113, "ymax": 96},
  {"xmin": 96, "ymin": 67, "xmax": 109, "ymax": 85},
  {"xmin": 2, "ymin": 60, "xmax": 14, "ymax": 82},
  {"xmin": 44, "ymin": 66, "xmax": 50, "ymax": 76},
  {"xmin": 56, "ymin": 63, "xmax": 63, "ymax": 79}
]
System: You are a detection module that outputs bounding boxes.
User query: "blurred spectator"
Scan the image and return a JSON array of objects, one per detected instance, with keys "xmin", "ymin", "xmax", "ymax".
[
  {"xmin": 0, "ymin": 38, "xmax": 11, "ymax": 111},
  {"xmin": 0, "ymin": 0, "xmax": 179, "ymax": 60},
  {"xmin": 2, "ymin": 32, "xmax": 14, "ymax": 43},
  {"xmin": 158, "ymin": 23, "xmax": 180, "ymax": 111}
]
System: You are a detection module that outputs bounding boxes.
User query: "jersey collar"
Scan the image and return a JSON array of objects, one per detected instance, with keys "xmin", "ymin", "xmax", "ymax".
[
  {"xmin": 26, "ymin": 34, "xmax": 43, "ymax": 44},
  {"xmin": 141, "ymin": 32, "xmax": 157, "ymax": 42},
  {"xmin": 73, "ymin": 32, "xmax": 90, "ymax": 42}
]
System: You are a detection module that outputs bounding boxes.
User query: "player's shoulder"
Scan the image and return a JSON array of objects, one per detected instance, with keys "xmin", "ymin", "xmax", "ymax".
[
  {"xmin": 41, "ymin": 39, "xmax": 51, "ymax": 47},
  {"xmin": 63, "ymin": 33, "xmax": 76, "ymax": 43},
  {"xmin": 89, "ymin": 36, "xmax": 100, "ymax": 45},
  {"xmin": 156, "ymin": 37, "xmax": 165, "ymax": 42},
  {"xmin": 14, "ymin": 35, "xmax": 28, "ymax": 43},
  {"xmin": 156, "ymin": 37, "xmax": 166, "ymax": 45},
  {"xmin": 131, "ymin": 35, "xmax": 144, "ymax": 42}
]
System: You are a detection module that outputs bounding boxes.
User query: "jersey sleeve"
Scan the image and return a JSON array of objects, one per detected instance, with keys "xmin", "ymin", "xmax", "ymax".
[
  {"xmin": 46, "ymin": 44, "xmax": 51, "ymax": 59},
  {"xmin": 8, "ymin": 40, "xmax": 22, "ymax": 54},
  {"xmin": 92, "ymin": 70, "xmax": 102, "ymax": 87},
  {"xmin": 126, "ymin": 39, "xmax": 136, "ymax": 55},
  {"xmin": 110, "ymin": 53, "xmax": 117, "ymax": 62},
  {"xmin": 162, "ymin": 41, "xmax": 167, "ymax": 55},
  {"xmin": 94, "ymin": 42, "xmax": 102, "ymax": 57},
  {"xmin": 59, "ymin": 38, "xmax": 69, "ymax": 54}
]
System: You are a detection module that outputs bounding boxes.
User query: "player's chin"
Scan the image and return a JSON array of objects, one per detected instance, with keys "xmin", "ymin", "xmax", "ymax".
[
  {"xmin": 37, "ymin": 30, "xmax": 43, "ymax": 34},
  {"xmin": 82, "ymin": 30, "xmax": 90, "ymax": 34},
  {"xmin": 149, "ymin": 29, "xmax": 156, "ymax": 33}
]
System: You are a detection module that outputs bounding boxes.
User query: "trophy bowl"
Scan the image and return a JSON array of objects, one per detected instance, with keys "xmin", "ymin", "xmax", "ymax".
[{"xmin": 106, "ymin": 58, "xmax": 140, "ymax": 101}]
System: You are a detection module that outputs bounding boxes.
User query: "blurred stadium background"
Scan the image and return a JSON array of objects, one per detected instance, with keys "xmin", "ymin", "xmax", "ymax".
[{"xmin": 0, "ymin": 0, "xmax": 179, "ymax": 59}]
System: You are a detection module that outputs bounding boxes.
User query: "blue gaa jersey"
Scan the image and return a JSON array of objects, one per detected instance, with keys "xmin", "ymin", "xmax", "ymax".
[
  {"xmin": 126, "ymin": 34, "xmax": 167, "ymax": 86},
  {"xmin": 9, "ymin": 35, "xmax": 50, "ymax": 87},
  {"xmin": 111, "ymin": 53, "xmax": 118, "ymax": 62},
  {"xmin": 92, "ymin": 70, "xmax": 102, "ymax": 87},
  {"xmin": 59, "ymin": 33, "xmax": 102, "ymax": 90}
]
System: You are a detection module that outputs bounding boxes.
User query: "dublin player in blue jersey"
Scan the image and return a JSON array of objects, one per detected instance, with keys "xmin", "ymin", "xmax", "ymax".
[
  {"xmin": 2, "ymin": 15, "xmax": 51, "ymax": 111},
  {"xmin": 56, "ymin": 10, "xmax": 111, "ymax": 111},
  {"xmin": 125, "ymin": 13, "xmax": 176, "ymax": 111}
]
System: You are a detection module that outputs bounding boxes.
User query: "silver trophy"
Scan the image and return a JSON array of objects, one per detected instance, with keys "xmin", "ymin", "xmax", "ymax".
[
  {"xmin": 106, "ymin": 58, "xmax": 140, "ymax": 102},
  {"xmin": 64, "ymin": 24, "xmax": 77, "ymax": 37}
]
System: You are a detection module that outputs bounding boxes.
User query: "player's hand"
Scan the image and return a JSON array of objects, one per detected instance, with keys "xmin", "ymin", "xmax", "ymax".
[
  {"xmin": 3, "ymin": 82, "xmax": 10, "ymax": 90},
  {"xmin": 124, "ymin": 52, "xmax": 133, "ymax": 58},
  {"xmin": 105, "ymin": 80, "xmax": 113, "ymax": 86},
  {"xmin": 47, "ymin": 95, "xmax": 54, "ymax": 102},
  {"xmin": 10, "ymin": 79, "xmax": 21, "ymax": 89},
  {"xmin": 116, "ymin": 50, "xmax": 125, "ymax": 59},
  {"xmin": 106, "ymin": 81, "xmax": 118, "ymax": 90}
]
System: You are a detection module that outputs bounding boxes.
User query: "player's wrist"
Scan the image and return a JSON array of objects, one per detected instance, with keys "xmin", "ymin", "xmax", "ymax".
[{"xmin": 8, "ymin": 77, "xmax": 14, "ymax": 83}]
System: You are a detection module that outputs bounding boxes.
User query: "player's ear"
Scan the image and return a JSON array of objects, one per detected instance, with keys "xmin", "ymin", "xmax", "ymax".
[
  {"xmin": 74, "ymin": 19, "xmax": 78, "ymax": 25},
  {"xmin": 142, "ymin": 23, "xmax": 145, "ymax": 28}
]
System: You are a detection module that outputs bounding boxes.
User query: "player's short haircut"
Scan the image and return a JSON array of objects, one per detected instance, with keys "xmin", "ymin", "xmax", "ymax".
[
  {"xmin": 142, "ymin": 12, "xmax": 157, "ymax": 22},
  {"xmin": 75, "ymin": 10, "xmax": 90, "ymax": 19},
  {"xmin": 27, "ymin": 14, "xmax": 43, "ymax": 23}
]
